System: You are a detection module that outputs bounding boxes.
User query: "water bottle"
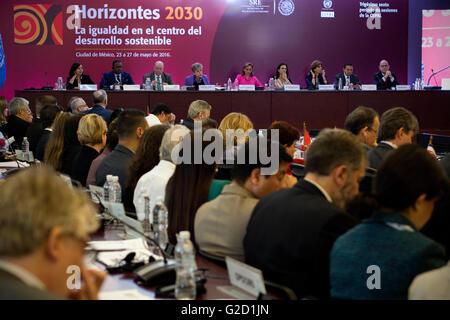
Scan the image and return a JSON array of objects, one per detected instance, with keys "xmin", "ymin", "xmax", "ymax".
[
  {"xmin": 233, "ymin": 78, "xmax": 238, "ymax": 91},
  {"xmin": 175, "ymin": 231, "xmax": 197, "ymax": 300},
  {"xmin": 269, "ymin": 77, "xmax": 275, "ymax": 91},
  {"xmin": 109, "ymin": 176, "xmax": 121, "ymax": 203},
  {"xmin": 338, "ymin": 78, "xmax": 343, "ymax": 91},
  {"xmin": 103, "ymin": 175, "xmax": 113, "ymax": 202},
  {"xmin": 57, "ymin": 77, "xmax": 63, "ymax": 90},
  {"xmin": 152, "ymin": 197, "xmax": 169, "ymax": 250},
  {"xmin": 227, "ymin": 78, "xmax": 232, "ymax": 91},
  {"xmin": 420, "ymin": 78, "xmax": 425, "ymax": 90},
  {"xmin": 142, "ymin": 194, "xmax": 152, "ymax": 237},
  {"xmin": 21, "ymin": 137, "xmax": 30, "ymax": 161},
  {"xmin": 145, "ymin": 78, "xmax": 151, "ymax": 91}
]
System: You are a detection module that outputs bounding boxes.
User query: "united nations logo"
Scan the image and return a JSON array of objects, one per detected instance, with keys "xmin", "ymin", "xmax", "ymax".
[
  {"xmin": 323, "ymin": 0, "xmax": 333, "ymax": 9},
  {"xmin": 278, "ymin": 0, "xmax": 295, "ymax": 16}
]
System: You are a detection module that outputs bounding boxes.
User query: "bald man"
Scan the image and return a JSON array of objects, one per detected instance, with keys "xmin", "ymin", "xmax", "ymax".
[
  {"xmin": 373, "ymin": 60, "xmax": 399, "ymax": 90},
  {"xmin": 142, "ymin": 61, "xmax": 174, "ymax": 90}
]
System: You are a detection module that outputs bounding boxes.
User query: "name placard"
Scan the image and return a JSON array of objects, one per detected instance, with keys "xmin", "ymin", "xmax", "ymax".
[
  {"xmin": 163, "ymin": 85, "xmax": 180, "ymax": 91},
  {"xmin": 396, "ymin": 85, "xmax": 411, "ymax": 91},
  {"xmin": 199, "ymin": 85, "xmax": 216, "ymax": 91},
  {"xmin": 361, "ymin": 84, "xmax": 377, "ymax": 91},
  {"xmin": 225, "ymin": 256, "xmax": 266, "ymax": 297},
  {"xmin": 79, "ymin": 84, "xmax": 98, "ymax": 91},
  {"xmin": 108, "ymin": 202, "xmax": 126, "ymax": 219},
  {"xmin": 238, "ymin": 85, "xmax": 255, "ymax": 91},
  {"xmin": 284, "ymin": 84, "xmax": 301, "ymax": 91},
  {"xmin": 123, "ymin": 84, "xmax": 141, "ymax": 91},
  {"xmin": 318, "ymin": 84, "xmax": 334, "ymax": 91}
]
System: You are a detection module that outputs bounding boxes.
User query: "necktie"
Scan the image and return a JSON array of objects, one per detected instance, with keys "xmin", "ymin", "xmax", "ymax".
[
  {"xmin": 157, "ymin": 75, "xmax": 161, "ymax": 90},
  {"xmin": 115, "ymin": 74, "xmax": 121, "ymax": 84},
  {"xmin": 345, "ymin": 76, "xmax": 350, "ymax": 86}
]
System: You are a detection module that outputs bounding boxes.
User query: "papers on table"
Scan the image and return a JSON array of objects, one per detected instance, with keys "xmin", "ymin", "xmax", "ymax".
[
  {"xmin": 88, "ymin": 237, "xmax": 148, "ymax": 251},
  {"xmin": 99, "ymin": 289, "xmax": 154, "ymax": 300}
]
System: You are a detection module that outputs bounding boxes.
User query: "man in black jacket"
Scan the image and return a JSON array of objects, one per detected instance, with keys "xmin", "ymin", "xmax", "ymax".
[
  {"xmin": 244, "ymin": 129, "xmax": 367, "ymax": 299},
  {"xmin": 367, "ymin": 107, "xmax": 419, "ymax": 169},
  {"xmin": 1, "ymin": 97, "xmax": 32, "ymax": 150},
  {"xmin": 26, "ymin": 95, "xmax": 57, "ymax": 154},
  {"xmin": 373, "ymin": 59, "xmax": 399, "ymax": 90}
]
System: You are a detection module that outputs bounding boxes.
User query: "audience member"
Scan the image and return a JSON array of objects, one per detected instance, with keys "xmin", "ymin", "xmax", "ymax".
[
  {"xmin": 330, "ymin": 144, "xmax": 448, "ymax": 300},
  {"xmin": 86, "ymin": 119, "xmax": 119, "ymax": 187},
  {"xmin": 123, "ymin": 124, "xmax": 170, "ymax": 213},
  {"xmin": 1, "ymin": 97, "xmax": 32, "ymax": 149},
  {"xmin": 218, "ymin": 112, "xmax": 253, "ymax": 162},
  {"xmin": 108, "ymin": 108, "xmax": 124, "ymax": 126},
  {"xmin": 146, "ymin": 103, "xmax": 176, "ymax": 127},
  {"xmin": 43, "ymin": 113, "xmax": 72, "ymax": 170},
  {"xmin": 195, "ymin": 140, "xmax": 292, "ymax": 261},
  {"xmin": 367, "ymin": 107, "xmax": 418, "ymax": 169},
  {"xmin": 134, "ymin": 125, "xmax": 191, "ymax": 220},
  {"xmin": 165, "ymin": 130, "xmax": 217, "ymax": 245},
  {"xmin": 182, "ymin": 100, "xmax": 212, "ymax": 130},
  {"xmin": 267, "ymin": 120, "xmax": 300, "ymax": 157},
  {"xmin": 344, "ymin": 106, "xmax": 380, "ymax": 152},
  {"xmin": 35, "ymin": 105, "xmax": 63, "ymax": 161},
  {"xmin": 71, "ymin": 114, "xmax": 107, "ymax": 186},
  {"xmin": 0, "ymin": 96, "xmax": 7, "ymax": 126},
  {"xmin": 68, "ymin": 97, "xmax": 88, "ymax": 114},
  {"xmin": 96, "ymin": 110, "xmax": 148, "ymax": 190},
  {"xmin": 0, "ymin": 167, "xmax": 105, "ymax": 300},
  {"xmin": 82, "ymin": 90, "xmax": 113, "ymax": 123},
  {"xmin": 60, "ymin": 115, "xmax": 82, "ymax": 175},
  {"xmin": 244, "ymin": 129, "xmax": 365, "ymax": 299},
  {"xmin": 26, "ymin": 95, "xmax": 57, "ymax": 154}
]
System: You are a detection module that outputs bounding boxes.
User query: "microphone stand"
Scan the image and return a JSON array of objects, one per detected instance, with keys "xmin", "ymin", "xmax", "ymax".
[{"xmin": 427, "ymin": 65, "xmax": 450, "ymax": 86}]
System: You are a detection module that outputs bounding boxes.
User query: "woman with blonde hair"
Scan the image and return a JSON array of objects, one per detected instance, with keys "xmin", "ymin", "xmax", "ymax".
[
  {"xmin": 219, "ymin": 112, "xmax": 253, "ymax": 162},
  {"xmin": 71, "ymin": 114, "xmax": 107, "ymax": 186},
  {"xmin": 43, "ymin": 112, "xmax": 71, "ymax": 170}
]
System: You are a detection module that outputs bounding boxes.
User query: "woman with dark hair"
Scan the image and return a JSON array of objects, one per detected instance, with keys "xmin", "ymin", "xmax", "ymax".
[
  {"xmin": 330, "ymin": 144, "xmax": 448, "ymax": 300},
  {"xmin": 234, "ymin": 62, "xmax": 263, "ymax": 87},
  {"xmin": 86, "ymin": 118, "xmax": 119, "ymax": 187},
  {"xmin": 123, "ymin": 124, "xmax": 170, "ymax": 212},
  {"xmin": 305, "ymin": 60, "xmax": 327, "ymax": 90},
  {"xmin": 60, "ymin": 114, "xmax": 82, "ymax": 175},
  {"xmin": 268, "ymin": 120, "xmax": 300, "ymax": 157},
  {"xmin": 274, "ymin": 63, "xmax": 292, "ymax": 88},
  {"xmin": 0, "ymin": 96, "xmax": 8, "ymax": 126},
  {"xmin": 165, "ymin": 130, "xmax": 217, "ymax": 245},
  {"xmin": 108, "ymin": 108, "xmax": 124, "ymax": 126},
  {"xmin": 66, "ymin": 62, "xmax": 95, "ymax": 90}
]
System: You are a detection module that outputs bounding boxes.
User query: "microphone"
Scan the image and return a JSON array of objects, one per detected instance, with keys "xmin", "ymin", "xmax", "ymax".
[
  {"xmin": 427, "ymin": 65, "xmax": 450, "ymax": 86},
  {"xmin": 431, "ymin": 69, "xmax": 439, "ymax": 86}
]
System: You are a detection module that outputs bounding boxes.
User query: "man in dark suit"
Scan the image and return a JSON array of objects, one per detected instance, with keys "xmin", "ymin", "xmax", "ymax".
[
  {"xmin": 99, "ymin": 60, "xmax": 135, "ymax": 89},
  {"xmin": 367, "ymin": 107, "xmax": 419, "ymax": 169},
  {"xmin": 0, "ymin": 167, "xmax": 105, "ymax": 300},
  {"xmin": 142, "ymin": 61, "xmax": 174, "ymax": 90},
  {"xmin": 244, "ymin": 129, "xmax": 367, "ymax": 299},
  {"xmin": 26, "ymin": 95, "xmax": 57, "ymax": 154},
  {"xmin": 373, "ymin": 59, "xmax": 399, "ymax": 90},
  {"xmin": 344, "ymin": 106, "xmax": 379, "ymax": 152},
  {"xmin": 1, "ymin": 97, "xmax": 32, "ymax": 150},
  {"xmin": 96, "ymin": 109, "xmax": 148, "ymax": 190},
  {"xmin": 334, "ymin": 63, "xmax": 361, "ymax": 90},
  {"xmin": 82, "ymin": 89, "xmax": 113, "ymax": 123}
]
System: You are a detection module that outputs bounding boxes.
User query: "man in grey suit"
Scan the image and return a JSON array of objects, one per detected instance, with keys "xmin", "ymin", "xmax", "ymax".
[
  {"xmin": 142, "ymin": 61, "xmax": 174, "ymax": 90},
  {"xmin": 333, "ymin": 63, "xmax": 361, "ymax": 90},
  {"xmin": 0, "ymin": 167, "xmax": 105, "ymax": 300}
]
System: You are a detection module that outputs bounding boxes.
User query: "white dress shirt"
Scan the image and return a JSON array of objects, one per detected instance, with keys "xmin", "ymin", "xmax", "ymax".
[
  {"xmin": 133, "ymin": 160, "xmax": 176, "ymax": 221},
  {"xmin": 304, "ymin": 177, "xmax": 333, "ymax": 203},
  {"xmin": 0, "ymin": 259, "xmax": 45, "ymax": 290},
  {"xmin": 145, "ymin": 113, "xmax": 161, "ymax": 127}
]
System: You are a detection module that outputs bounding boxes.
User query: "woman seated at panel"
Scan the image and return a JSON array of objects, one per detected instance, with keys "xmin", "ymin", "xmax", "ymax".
[
  {"xmin": 184, "ymin": 62, "xmax": 210, "ymax": 90},
  {"xmin": 305, "ymin": 60, "xmax": 327, "ymax": 90},
  {"xmin": 66, "ymin": 62, "xmax": 95, "ymax": 90},
  {"xmin": 330, "ymin": 144, "xmax": 448, "ymax": 300},
  {"xmin": 274, "ymin": 63, "xmax": 292, "ymax": 89},
  {"xmin": 234, "ymin": 62, "xmax": 263, "ymax": 88}
]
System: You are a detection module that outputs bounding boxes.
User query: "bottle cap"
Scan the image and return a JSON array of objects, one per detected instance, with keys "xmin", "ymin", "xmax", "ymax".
[{"xmin": 179, "ymin": 231, "xmax": 190, "ymax": 239}]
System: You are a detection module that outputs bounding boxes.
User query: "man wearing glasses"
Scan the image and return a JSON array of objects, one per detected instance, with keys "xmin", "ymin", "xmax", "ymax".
[
  {"xmin": 373, "ymin": 59, "xmax": 399, "ymax": 90},
  {"xmin": 344, "ymin": 106, "xmax": 380, "ymax": 152},
  {"xmin": 0, "ymin": 97, "xmax": 32, "ymax": 149}
]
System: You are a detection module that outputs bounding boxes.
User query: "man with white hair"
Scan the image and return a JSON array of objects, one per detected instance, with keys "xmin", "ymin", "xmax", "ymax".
[
  {"xmin": 68, "ymin": 96, "xmax": 89, "ymax": 114},
  {"xmin": 133, "ymin": 124, "xmax": 190, "ymax": 220},
  {"xmin": 1, "ymin": 97, "xmax": 32, "ymax": 149},
  {"xmin": 142, "ymin": 61, "xmax": 174, "ymax": 91},
  {"xmin": 82, "ymin": 89, "xmax": 112, "ymax": 123},
  {"xmin": 0, "ymin": 167, "xmax": 105, "ymax": 299},
  {"xmin": 373, "ymin": 59, "xmax": 399, "ymax": 90},
  {"xmin": 182, "ymin": 99, "xmax": 212, "ymax": 130}
]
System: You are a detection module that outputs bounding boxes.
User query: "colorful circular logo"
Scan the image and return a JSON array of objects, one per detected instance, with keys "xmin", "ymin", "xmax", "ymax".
[
  {"xmin": 323, "ymin": 0, "xmax": 333, "ymax": 9},
  {"xmin": 278, "ymin": 0, "xmax": 295, "ymax": 16}
]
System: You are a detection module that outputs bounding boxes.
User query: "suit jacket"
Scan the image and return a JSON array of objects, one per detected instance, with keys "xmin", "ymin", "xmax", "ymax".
[
  {"xmin": 195, "ymin": 183, "xmax": 258, "ymax": 262},
  {"xmin": 243, "ymin": 179, "xmax": 358, "ymax": 299},
  {"xmin": 305, "ymin": 73, "xmax": 326, "ymax": 90},
  {"xmin": 330, "ymin": 211, "xmax": 446, "ymax": 300},
  {"xmin": 0, "ymin": 269, "xmax": 61, "ymax": 300},
  {"xmin": 142, "ymin": 71, "xmax": 174, "ymax": 87},
  {"xmin": 367, "ymin": 142, "xmax": 394, "ymax": 169},
  {"xmin": 182, "ymin": 117, "xmax": 195, "ymax": 130},
  {"xmin": 25, "ymin": 118, "xmax": 43, "ymax": 154},
  {"xmin": 35, "ymin": 129, "xmax": 51, "ymax": 161},
  {"xmin": 373, "ymin": 71, "xmax": 399, "ymax": 90},
  {"xmin": 60, "ymin": 144, "xmax": 82, "ymax": 176},
  {"xmin": 1, "ymin": 115, "xmax": 31, "ymax": 149},
  {"xmin": 71, "ymin": 145, "xmax": 100, "ymax": 186},
  {"xmin": 96, "ymin": 144, "xmax": 135, "ymax": 190},
  {"xmin": 66, "ymin": 74, "xmax": 95, "ymax": 90},
  {"xmin": 82, "ymin": 105, "xmax": 113, "ymax": 124},
  {"xmin": 333, "ymin": 73, "xmax": 361, "ymax": 89},
  {"xmin": 100, "ymin": 71, "xmax": 134, "ymax": 88},
  {"xmin": 184, "ymin": 74, "xmax": 210, "ymax": 87}
]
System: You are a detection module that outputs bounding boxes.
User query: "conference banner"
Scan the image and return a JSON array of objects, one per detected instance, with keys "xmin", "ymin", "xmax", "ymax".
[{"xmin": 0, "ymin": 0, "xmax": 408, "ymax": 99}]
